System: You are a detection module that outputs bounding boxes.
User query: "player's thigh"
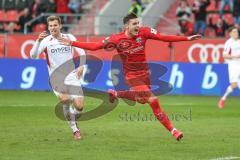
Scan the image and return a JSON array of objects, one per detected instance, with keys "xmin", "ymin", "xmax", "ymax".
[
  {"xmin": 126, "ymin": 74, "xmax": 151, "ymax": 88},
  {"xmin": 131, "ymin": 85, "xmax": 152, "ymax": 104},
  {"xmin": 65, "ymin": 71, "xmax": 84, "ymax": 96}
]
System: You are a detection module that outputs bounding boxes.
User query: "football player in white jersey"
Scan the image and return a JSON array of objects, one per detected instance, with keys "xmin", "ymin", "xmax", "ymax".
[
  {"xmin": 218, "ymin": 27, "xmax": 240, "ymax": 108},
  {"xmin": 30, "ymin": 16, "xmax": 86, "ymax": 140}
]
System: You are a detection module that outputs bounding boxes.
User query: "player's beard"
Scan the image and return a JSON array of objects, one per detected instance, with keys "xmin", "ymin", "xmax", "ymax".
[{"xmin": 131, "ymin": 28, "xmax": 139, "ymax": 37}]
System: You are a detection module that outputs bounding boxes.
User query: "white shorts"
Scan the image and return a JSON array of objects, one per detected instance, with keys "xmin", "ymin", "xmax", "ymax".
[
  {"xmin": 228, "ymin": 63, "xmax": 240, "ymax": 83},
  {"xmin": 51, "ymin": 70, "xmax": 84, "ymax": 100}
]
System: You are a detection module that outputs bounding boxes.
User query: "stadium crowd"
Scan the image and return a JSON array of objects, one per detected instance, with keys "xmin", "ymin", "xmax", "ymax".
[
  {"xmin": 176, "ymin": 0, "xmax": 240, "ymax": 37},
  {"xmin": 0, "ymin": 0, "xmax": 239, "ymax": 37},
  {"xmin": 0, "ymin": 0, "xmax": 87, "ymax": 33}
]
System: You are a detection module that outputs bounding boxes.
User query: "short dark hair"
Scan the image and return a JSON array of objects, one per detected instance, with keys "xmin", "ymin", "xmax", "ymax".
[
  {"xmin": 228, "ymin": 26, "xmax": 238, "ymax": 33},
  {"xmin": 47, "ymin": 16, "xmax": 62, "ymax": 25},
  {"xmin": 123, "ymin": 13, "xmax": 138, "ymax": 24}
]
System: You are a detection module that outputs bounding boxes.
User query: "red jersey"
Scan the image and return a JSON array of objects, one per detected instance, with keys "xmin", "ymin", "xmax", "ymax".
[
  {"xmin": 71, "ymin": 26, "xmax": 188, "ymax": 79},
  {"xmin": 104, "ymin": 27, "xmax": 154, "ymax": 78}
]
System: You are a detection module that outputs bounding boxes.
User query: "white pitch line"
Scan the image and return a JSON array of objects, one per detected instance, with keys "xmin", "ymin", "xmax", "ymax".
[
  {"xmin": 162, "ymin": 103, "xmax": 195, "ymax": 106},
  {"xmin": 0, "ymin": 104, "xmax": 50, "ymax": 107},
  {"xmin": 209, "ymin": 156, "xmax": 240, "ymax": 160}
]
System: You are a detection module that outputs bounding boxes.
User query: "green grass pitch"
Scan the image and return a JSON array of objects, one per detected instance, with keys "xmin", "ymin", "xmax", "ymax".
[{"xmin": 0, "ymin": 90, "xmax": 239, "ymax": 160}]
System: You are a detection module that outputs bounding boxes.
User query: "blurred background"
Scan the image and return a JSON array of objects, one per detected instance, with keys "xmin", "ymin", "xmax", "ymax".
[{"xmin": 0, "ymin": 0, "xmax": 240, "ymax": 95}]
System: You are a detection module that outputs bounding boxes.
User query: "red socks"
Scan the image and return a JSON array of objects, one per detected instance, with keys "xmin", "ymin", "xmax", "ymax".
[
  {"xmin": 149, "ymin": 99, "xmax": 173, "ymax": 132},
  {"xmin": 116, "ymin": 91, "xmax": 173, "ymax": 132}
]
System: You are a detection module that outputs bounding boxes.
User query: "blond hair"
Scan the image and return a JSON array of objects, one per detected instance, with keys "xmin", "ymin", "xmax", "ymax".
[{"xmin": 47, "ymin": 16, "xmax": 62, "ymax": 25}]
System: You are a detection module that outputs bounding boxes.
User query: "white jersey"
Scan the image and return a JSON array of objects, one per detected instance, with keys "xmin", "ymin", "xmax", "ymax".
[
  {"xmin": 223, "ymin": 38, "xmax": 240, "ymax": 83},
  {"xmin": 223, "ymin": 38, "xmax": 240, "ymax": 64},
  {"xmin": 30, "ymin": 33, "xmax": 85, "ymax": 75}
]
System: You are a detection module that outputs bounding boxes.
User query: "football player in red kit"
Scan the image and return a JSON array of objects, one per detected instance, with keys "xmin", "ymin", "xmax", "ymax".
[{"xmin": 59, "ymin": 13, "xmax": 201, "ymax": 141}]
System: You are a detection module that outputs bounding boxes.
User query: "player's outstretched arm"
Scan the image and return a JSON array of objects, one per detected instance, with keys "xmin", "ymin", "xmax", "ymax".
[
  {"xmin": 58, "ymin": 37, "xmax": 103, "ymax": 51},
  {"xmin": 155, "ymin": 34, "xmax": 202, "ymax": 42},
  {"xmin": 145, "ymin": 27, "xmax": 202, "ymax": 42}
]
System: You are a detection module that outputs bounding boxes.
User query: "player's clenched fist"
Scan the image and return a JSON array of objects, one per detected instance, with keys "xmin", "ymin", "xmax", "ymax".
[
  {"xmin": 38, "ymin": 31, "xmax": 49, "ymax": 42},
  {"xmin": 187, "ymin": 34, "xmax": 202, "ymax": 41}
]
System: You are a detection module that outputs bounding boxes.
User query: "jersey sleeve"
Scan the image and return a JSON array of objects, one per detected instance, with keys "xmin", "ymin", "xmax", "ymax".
[
  {"xmin": 102, "ymin": 35, "xmax": 117, "ymax": 45},
  {"xmin": 68, "ymin": 34, "xmax": 86, "ymax": 56},
  {"xmin": 142, "ymin": 27, "xmax": 188, "ymax": 42},
  {"xmin": 223, "ymin": 40, "xmax": 231, "ymax": 56},
  {"xmin": 30, "ymin": 38, "xmax": 47, "ymax": 59},
  {"xmin": 71, "ymin": 34, "xmax": 117, "ymax": 51}
]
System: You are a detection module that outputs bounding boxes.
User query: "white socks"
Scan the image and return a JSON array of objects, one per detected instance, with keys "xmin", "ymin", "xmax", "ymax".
[
  {"xmin": 69, "ymin": 106, "xmax": 81, "ymax": 115},
  {"xmin": 171, "ymin": 128, "xmax": 177, "ymax": 135},
  {"xmin": 221, "ymin": 86, "xmax": 233, "ymax": 101},
  {"xmin": 63, "ymin": 104, "xmax": 79, "ymax": 133}
]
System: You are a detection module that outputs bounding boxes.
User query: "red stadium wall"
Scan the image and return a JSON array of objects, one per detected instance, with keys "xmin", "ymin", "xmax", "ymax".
[{"xmin": 1, "ymin": 35, "xmax": 226, "ymax": 63}]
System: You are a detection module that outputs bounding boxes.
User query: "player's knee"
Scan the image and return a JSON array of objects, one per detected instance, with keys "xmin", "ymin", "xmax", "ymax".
[
  {"xmin": 148, "ymin": 96, "xmax": 158, "ymax": 103},
  {"xmin": 59, "ymin": 94, "xmax": 71, "ymax": 104},
  {"xmin": 231, "ymin": 82, "xmax": 238, "ymax": 89},
  {"xmin": 136, "ymin": 97, "xmax": 148, "ymax": 104},
  {"xmin": 73, "ymin": 98, "xmax": 84, "ymax": 110}
]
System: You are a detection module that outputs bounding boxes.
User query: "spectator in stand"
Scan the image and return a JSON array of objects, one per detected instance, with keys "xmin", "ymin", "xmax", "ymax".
[
  {"xmin": 233, "ymin": 0, "xmax": 240, "ymax": 25},
  {"xmin": 129, "ymin": 0, "xmax": 142, "ymax": 17},
  {"xmin": 0, "ymin": 23, "xmax": 4, "ymax": 33},
  {"xmin": 209, "ymin": 15, "xmax": 231, "ymax": 37},
  {"xmin": 176, "ymin": 0, "xmax": 192, "ymax": 22},
  {"xmin": 68, "ymin": 0, "xmax": 82, "ymax": 13},
  {"xmin": 30, "ymin": 0, "xmax": 48, "ymax": 19},
  {"xmin": 192, "ymin": 0, "xmax": 210, "ymax": 35},
  {"xmin": 178, "ymin": 15, "xmax": 194, "ymax": 36},
  {"xmin": 55, "ymin": 0, "xmax": 70, "ymax": 30},
  {"xmin": 219, "ymin": 0, "xmax": 234, "ymax": 17},
  {"xmin": 214, "ymin": 0, "xmax": 220, "ymax": 9},
  {"xmin": 55, "ymin": 0, "xmax": 70, "ymax": 14},
  {"xmin": 46, "ymin": 0, "xmax": 56, "ymax": 13},
  {"xmin": 5, "ymin": 22, "xmax": 17, "ymax": 34},
  {"xmin": 29, "ymin": 0, "xmax": 49, "ymax": 29},
  {"xmin": 18, "ymin": 8, "xmax": 33, "ymax": 33}
]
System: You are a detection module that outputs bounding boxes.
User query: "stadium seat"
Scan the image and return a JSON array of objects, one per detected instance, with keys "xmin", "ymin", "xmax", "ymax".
[
  {"xmin": 223, "ymin": 14, "xmax": 234, "ymax": 25},
  {"xmin": 207, "ymin": 1, "xmax": 216, "ymax": 11},
  {"xmin": 33, "ymin": 23, "xmax": 47, "ymax": 33},
  {"xmin": 207, "ymin": 13, "xmax": 220, "ymax": 25},
  {"xmin": 0, "ymin": 10, "xmax": 5, "ymax": 22},
  {"xmin": 0, "ymin": 36, "xmax": 4, "ymax": 57},
  {"xmin": 205, "ymin": 27, "xmax": 216, "ymax": 37},
  {"xmin": 5, "ymin": 10, "xmax": 19, "ymax": 22}
]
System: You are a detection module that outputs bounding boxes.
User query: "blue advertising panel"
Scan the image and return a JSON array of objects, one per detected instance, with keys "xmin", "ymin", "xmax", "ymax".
[{"xmin": 0, "ymin": 58, "xmax": 239, "ymax": 96}]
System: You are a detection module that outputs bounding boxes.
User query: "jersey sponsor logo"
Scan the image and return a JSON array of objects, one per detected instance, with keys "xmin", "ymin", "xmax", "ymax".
[
  {"xmin": 50, "ymin": 47, "xmax": 71, "ymax": 54},
  {"xmin": 124, "ymin": 46, "xmax": 144, "ymax": 54},
  {"xmin": 103, "ymin": 40, "xmax": 132, "ymax": 51},
  {"xmin": 187, "ymin": 43, "xmax": 224, "ymax": 63},
  {"xmin": 136, "ymin": 37, "xmax": 142, "ymax": 43}
]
